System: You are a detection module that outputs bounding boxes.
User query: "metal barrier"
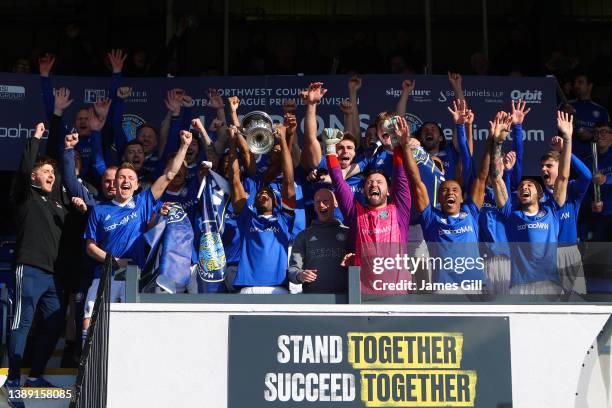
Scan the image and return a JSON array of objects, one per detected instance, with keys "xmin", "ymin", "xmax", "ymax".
[{"xmin": 71, "ymin": 254, "xmax": 112, "ymax": 408}]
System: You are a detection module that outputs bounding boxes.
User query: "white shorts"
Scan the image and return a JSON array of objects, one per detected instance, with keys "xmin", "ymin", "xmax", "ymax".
[
  {"xmin": 510, "ymin": 280, "xmax": 562, "ymax": 295},
  {"xmin": 84, "ymin": 278, "xmax": 125, "ymax": 319},
  {"xmin": 557, "ymin": 245, "xmax": 586, "ymax": 294},
  {"xmin": 407, "ymin": 224, "xmax": 432, "ymax": 292},
  {"xmin": 484, "ymin": 256, "xmax": 511, "ymax": 295},
  {"xmin": 239, "ymin": 286, "xmax": 289, "ymax": 295}
]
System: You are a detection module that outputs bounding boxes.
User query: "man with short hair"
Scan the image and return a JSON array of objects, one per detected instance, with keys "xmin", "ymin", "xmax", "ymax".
[
  {"xmin": 541, "ymin": 138, "xmax": 591, "ymax": 293},
  {"xmin": 228, "ymin": 124, "xmax": 296, "ymax": 294},
  {"xmin": 288, "ymin": 189, "xmax": 351, "ymax": 293},
  {"xmin": 6, "ymin": 123, "xmax": 87, "ymax": 401},
  {"xmin": 492, "ymin": 111, "xmax": 573, "ymax": 294},
  {"xmin": 404, "ymin": 105, "xmax": 493, "ymax": 292},
  {"xmin": 568, "ymin": 72, "xmax": 611, "ymax": 162},
  {"xmin": 326, "ymin": 117, "xmax": 412, "ymax": 295},
  {"xmin": 83, "ymin": 130, "xmax": 192, "ymax": 320}
]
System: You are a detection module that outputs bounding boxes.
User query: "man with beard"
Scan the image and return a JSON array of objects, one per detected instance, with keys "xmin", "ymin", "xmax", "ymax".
[
  {"xmin": 403, "ymin": 106, "xmax": 497, "ymax": 292},
  {"xmin": 326, "ymin": 117, "xmax": 412, "ymax": 295},
  {"xmin": 6, "ymin": 123, "xmax": 87, "ymax": 400},
  {"xmin": 300, "ymin": 82, "xmax": 366, "ymax": 224},
  {"xmin": 540, "ymin": 136, "xmax": 591, "ymax": 294},
  {"xmin": 229, "ymin": 124, "xmax": 296, "ymax": 294},
  {"xmin": 83, "ymin": 130, "xmax": 192, "ymax": 319},
  {"xmin": 288, "ymin": 189, "xmax": 351, "ymax": 293},
  {"xmin": 492, "ymin": 111, "xmax": 573, "ymax": 294}
]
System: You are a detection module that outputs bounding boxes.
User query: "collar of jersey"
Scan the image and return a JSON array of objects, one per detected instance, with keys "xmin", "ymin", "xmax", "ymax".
[{"xmin": 112, "ymin": 197, "xmax": 135, "ymax": 207}]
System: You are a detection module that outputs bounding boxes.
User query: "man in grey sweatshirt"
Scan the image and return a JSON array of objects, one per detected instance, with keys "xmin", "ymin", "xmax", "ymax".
[{"xmin": 288, "ymin": 189, "xmax": 351, "ymax": 293}]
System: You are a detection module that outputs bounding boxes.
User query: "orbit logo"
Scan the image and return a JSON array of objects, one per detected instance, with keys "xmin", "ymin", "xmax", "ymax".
[
  {"xmin": 121, "ymin": 113, "xmax": 146, "ymax": 141},
  {"xmin": 510, "ymin": 89, "xmax": 543, "ymax": 104}
]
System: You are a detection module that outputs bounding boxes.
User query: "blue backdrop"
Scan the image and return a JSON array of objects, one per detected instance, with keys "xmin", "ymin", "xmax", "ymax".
[{"xmin": 0, "ymin": 74, "xmax": 556, "ymax": 174}]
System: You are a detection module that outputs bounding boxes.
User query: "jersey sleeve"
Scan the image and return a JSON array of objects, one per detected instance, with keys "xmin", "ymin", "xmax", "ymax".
[
  {"xmin": 84, "ymin": 207, "xmax": 99, "ymax": 241},
  {"xmin": 464, "ymin": 200, "xmax": 480, "ymax": 220},
  {"xmin": 141, "ymin": 189, "xmax": 160, "ymax": 223},
  {"xmin": 420, "ymin": 203, "xmax": 435, "ymax": 227},
  {"xmin": 498, "ymin": 198, "xmax": 513, "ymax": 220}
]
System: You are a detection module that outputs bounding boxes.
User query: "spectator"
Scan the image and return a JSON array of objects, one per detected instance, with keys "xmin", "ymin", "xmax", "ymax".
[
  {"xmin": 589, "ymin": 122, "xmax": 612, "ymax": 242},
  {"xmin": 11, "ymin": 57, "xmax": 31, "ymax": 73},
  {"xmin": 568, "ymin": 71, "xmax": 611, "ymax": 162}
]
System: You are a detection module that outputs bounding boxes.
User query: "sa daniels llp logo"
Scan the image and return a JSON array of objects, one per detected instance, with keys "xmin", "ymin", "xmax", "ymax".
[
  {"xmin": 510, "ymin": 89, "xmax": 543, "ymax": 104},
  {"xmin": 386, "ymin": 88, "xmax": 432, "ymax": 103},
  {"xmin": 0, "ymin": 84, "xmax": 26, "ymax": 100}
]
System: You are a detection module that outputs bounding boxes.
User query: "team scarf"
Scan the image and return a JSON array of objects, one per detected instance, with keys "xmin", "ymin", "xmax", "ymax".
[
  {"xmin": 143, "ymin": 202, "xmax": 194, "ymax": 293},
  {"xmin": 196, "ymin": 171, "xmax": 231, "ymax": 283}
]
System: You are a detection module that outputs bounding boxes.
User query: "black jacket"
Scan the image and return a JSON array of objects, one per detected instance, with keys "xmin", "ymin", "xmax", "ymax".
[{"xmin": 10, "ymin": 137, "xmax": 68, "ymax": 273}]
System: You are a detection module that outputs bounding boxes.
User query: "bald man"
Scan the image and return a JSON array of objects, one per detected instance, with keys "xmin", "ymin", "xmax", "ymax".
[{"xmin": 287, "ymin": 189, "xmax": 351, "ymax": 293}]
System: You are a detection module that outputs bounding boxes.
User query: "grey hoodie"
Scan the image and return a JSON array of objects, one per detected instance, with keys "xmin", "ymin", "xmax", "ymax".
[{"xmin": 287, "ymin": 219, "xmax": 351, "ymax": 293}]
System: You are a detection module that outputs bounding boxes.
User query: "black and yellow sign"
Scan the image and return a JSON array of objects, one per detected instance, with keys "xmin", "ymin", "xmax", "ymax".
[{"xmin": 228, "ymin": 316, "xmax": 511, "ymax": 407}]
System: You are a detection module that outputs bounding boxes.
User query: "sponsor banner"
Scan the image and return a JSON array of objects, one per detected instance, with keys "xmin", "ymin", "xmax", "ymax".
[
  {"xmin": 228, "ymin": 315, "xmax": 512, "ymax": 407},
  {"xmin": 0, "ymin": 73, "xmax": 555, "ymax": 173}
]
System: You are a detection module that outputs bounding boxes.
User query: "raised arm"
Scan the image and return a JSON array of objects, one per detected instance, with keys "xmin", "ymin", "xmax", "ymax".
[
  {"xmin": 192, "ymin": 118, "xmax": 220, "ymax": 169},
  {"xmin": 346, "ymin": 76, "xmax": 362, "ymax": 142},
  {"xmin": 402, "ymin": 141, "xmax": 430, "ymax": 212},
  {"xmin": 471, "ymin": 135, "xmax": 494, "ymax": 209},
  {"xmin": 489, "ymin": 113, "xmax": 513, "ymax": 208},
  {"xmin": 465, "ymin": 109, "xmax": 474, "ymax": 155},
  {"xmin": 228, "ymin": 96, "xmax": 241, "ymax": 127},
  {"xmin": 112, "ymin": 86, "xmax": 133, "ymax": 157},
  {"xmin": 324, "ymin": 128, "xmax": 357, "ymax": 220},
  {"xmin": 87, "ymin": 106, "xmax": 108, "ymax": 176},
  {"xmin": 448, "ymin": 71, "xmax": 466, "ymax": 101},
  {"xmin": 448, "ymin": 99, "xmax": 473, "ymax": 188},
  {"xmin": 300, "ymin": 82, "xmax": 326, "ymax": 169},
  {"xmin": 38, "ymin": 54, "xmax": 58, "ymax": 120},
  {"xmin": 208, "ymin": 89, "xmax": 229, "ymax": 155},
  {"xmin": 11, "ymin": 123, "xmax": 45, "ymax": 204},
  {"xmin": 553, "ymin": 111, "xmax": 573, "ymax": 207},
  {"xmin": 227, "ymin": 126, "xmax": 247, "ymax": 214},
  {"xmin": 395, "ymin": 79, "xmax": 415, "ymax": 117},
  {"xmin": 47, "ymin": 87, "xmax": 74, "ymax": 159},
  {"xmin": 63, "ymin": 133, "xmax": 98, "ymax": 205},
  {"xmin": 160, "ymin": 89, "xmax": 184, "ymax": 157},
  {"xmin": 509, "ymin": 99, "xmax": 530, "ymax": 190},
  {"xmin": 277, "ymin": 124, "xmax": 296, "ymax": 209},
  {"xmin": 283, "ymin": 110, "xmax": 302, "ymax": 167},
  {"xmin": 391, "ymin": 117, "xmax": 412, "ymax": 219},
  {"xmin": 151, "ymin": 130, "xmax": 191, "ymax": 200}
]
